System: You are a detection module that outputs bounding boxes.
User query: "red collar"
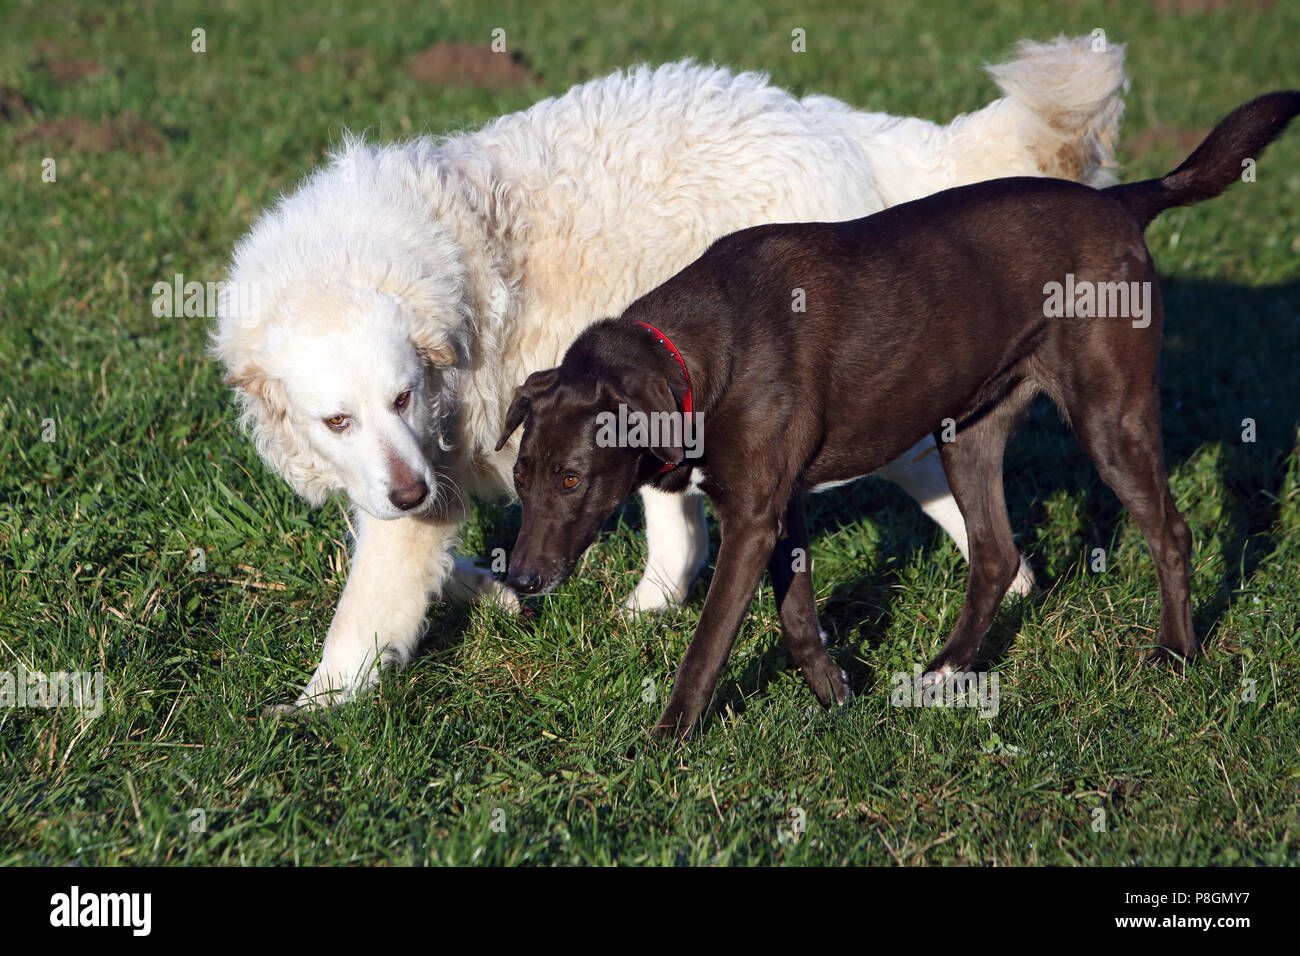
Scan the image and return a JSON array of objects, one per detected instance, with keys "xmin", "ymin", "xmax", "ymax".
[{"xmin": 632, "ymin": 320, "xmax": 693, "ymax": 473}]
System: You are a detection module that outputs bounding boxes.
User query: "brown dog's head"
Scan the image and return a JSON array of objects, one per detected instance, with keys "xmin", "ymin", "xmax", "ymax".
[{"xmin": 495, "ymin": 354, "xmax": 683, "ymax": 595}]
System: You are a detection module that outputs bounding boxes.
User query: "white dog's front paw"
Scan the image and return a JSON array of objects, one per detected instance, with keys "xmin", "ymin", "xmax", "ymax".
[
  {"xmin": 447, "ymin": 560, "xmax": 520, "ymax": 614},
  {"xmin": 263, "ymin": 656, "xmax": 379, "ymax": 717},
  {"xmin": 620, "ymin": 578, "xmax": 686, "ymax": 617},
  {"xmin": 1007, "ymin": 554, "xmax": 1036, "ymax": 599},
  {"xmin": 481, "ymin": 575, "xmax": 521, "ymax": 614},
  {"xmin": 262, "ymin": 681, "xmax": 355, "ymax": 718}
]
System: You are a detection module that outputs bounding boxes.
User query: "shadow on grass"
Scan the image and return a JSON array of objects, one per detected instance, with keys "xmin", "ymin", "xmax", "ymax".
[{"xmin": 826, "ymin": 278, "xmax": 1298, "ymax": 668}]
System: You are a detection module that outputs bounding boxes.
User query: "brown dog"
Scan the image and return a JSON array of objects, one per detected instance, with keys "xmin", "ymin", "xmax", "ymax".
[{"xmin": 497, "ymin": 92, "xmax": 1300, "ymax": 738}]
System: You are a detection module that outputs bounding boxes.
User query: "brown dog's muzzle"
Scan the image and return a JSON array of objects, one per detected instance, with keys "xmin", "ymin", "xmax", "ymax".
[{"xmin": 506, "ymin": 515, "xmax": 594, "ymax": 595}]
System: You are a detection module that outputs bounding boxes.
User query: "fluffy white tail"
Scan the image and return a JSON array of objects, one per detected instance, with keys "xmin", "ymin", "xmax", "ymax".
[
  {"xmin": 850, "ymin": 34, "xmax": 1128, "ymax": 207},
  {"xmin": 980, "ymin": 33, "xmax": 1128, "ymax": 185}
]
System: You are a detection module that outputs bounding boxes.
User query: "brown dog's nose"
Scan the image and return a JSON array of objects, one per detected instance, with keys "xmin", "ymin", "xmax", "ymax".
[
  {"xmin": 388, "ymin": 479, "xmax": 429, "ymax": 511},
  {"xmin": 507, "ymin": 566, "xmax": 543, "ymax": 594}
]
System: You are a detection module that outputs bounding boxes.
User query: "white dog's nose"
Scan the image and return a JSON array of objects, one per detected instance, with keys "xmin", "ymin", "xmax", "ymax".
[{"xmin": 388, "ymin": 479, "xmax": 429, "ymax": 511}]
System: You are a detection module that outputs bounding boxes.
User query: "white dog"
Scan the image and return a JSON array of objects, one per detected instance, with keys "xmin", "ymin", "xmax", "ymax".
[{"xmin": 212, "ymin": 36, "xmax": 1127, "ymax": 710}]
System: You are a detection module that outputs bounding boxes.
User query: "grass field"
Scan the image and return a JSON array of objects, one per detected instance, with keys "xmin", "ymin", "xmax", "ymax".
[{"xmin": 1, "ymin": 0, "xmax": 1298, "ymax": 866}]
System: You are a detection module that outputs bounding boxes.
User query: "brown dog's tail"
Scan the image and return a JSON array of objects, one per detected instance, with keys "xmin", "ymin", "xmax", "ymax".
[{"xmin": 1106, "ymin": 91, "xmax": 1300, "ymax": 228}]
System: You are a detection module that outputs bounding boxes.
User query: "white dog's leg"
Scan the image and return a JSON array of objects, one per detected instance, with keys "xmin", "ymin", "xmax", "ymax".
[
  {"xmin": 875, "ymin": 435, "xmax": 1035, "ymax": 598},
  {"xmin": 623, "ymin": 486, "xmax": 710, "ymax": 613},
  {"xmin": 283, "ymin": 510, "xmax": 460, "ymax": 711}
]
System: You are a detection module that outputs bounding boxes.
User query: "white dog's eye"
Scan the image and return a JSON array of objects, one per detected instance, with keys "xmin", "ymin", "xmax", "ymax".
[
  {"xmin": 394, "ymin": 390, "xmax": 412, "ymax": 411},
  {"xmin": 324, "ymin": 415, "xmax": 350, "ymax": 432}
]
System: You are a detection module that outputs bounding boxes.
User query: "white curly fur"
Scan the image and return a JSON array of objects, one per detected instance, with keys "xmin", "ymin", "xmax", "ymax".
[{"xmin": 212, "ymin": 36, "xmax": 1127, "ymax": 709}]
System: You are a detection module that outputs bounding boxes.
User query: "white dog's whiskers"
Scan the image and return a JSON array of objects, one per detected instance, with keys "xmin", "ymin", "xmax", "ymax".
[{"xmin": 431, "ymin": 469, "xmax": 469, "ymax": 519}]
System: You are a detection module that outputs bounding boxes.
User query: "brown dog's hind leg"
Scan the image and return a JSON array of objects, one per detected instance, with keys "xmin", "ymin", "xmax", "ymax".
[
  {"xmin": 767, "ymin": 495, "xmax": 851, "ymax": 708},
  {"xmin": 923, "ymin": 392, "xmax": 1031, "ymax": 683},
  {"xmin": 1065, "ymin": 383, "xmax": 1196, "ymax": 666}
]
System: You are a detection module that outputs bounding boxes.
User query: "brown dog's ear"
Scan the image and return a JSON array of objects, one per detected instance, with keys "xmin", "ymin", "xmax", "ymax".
[
  {"xmin": 495, "ymin": 367, "xmax": 559, "ymax": 451},
  {"xmin": 607, "ymin": 376, "xmax": 684, "ymax": 466},
  {"xmin": 637, "ymin": 376, "xmax": 685, "ymax": 466}
]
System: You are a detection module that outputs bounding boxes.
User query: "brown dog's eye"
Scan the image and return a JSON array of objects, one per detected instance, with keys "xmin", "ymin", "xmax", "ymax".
[
  {"xmin": 324, "ymin": 415, "xmax": 349, "ymax": 432},
  {"xmin": 514, "ymin": 470, "xmax": 525, "ymax": 488},
  {"xmin": 394, "ymin": 390, "xmax": 412, "ymax": 411},
  {"xmin": 562, "ymin": 474, "xmax": 581, "ymax": 490}
]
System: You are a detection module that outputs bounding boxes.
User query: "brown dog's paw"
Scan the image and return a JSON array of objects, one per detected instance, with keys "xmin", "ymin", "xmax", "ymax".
[
  {"xmin": 832, "ymin": 668, "xmax": 853, "ymax": 706},
  {"xmin": 1147, "ymin": 644, "xmax": 1192, "ymax": 673},
  {"xmin": 651, "ymin": 702, "xmax": 697, "ymax": 741},
  {"xmin": 649, "ymin": 722, "xmax": 692, "ymax": 743},
  {"xmin": 804, "ymin": 659, "xmax": 852, "ymax": 708},
  {"xmin": 915, "ymin": 658, "xmax": 965, "ymax": 692}
]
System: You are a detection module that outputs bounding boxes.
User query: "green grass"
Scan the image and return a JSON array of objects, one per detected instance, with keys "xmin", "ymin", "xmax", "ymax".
[{"xmin": 1, "ymin": 0, "xmax": 1298, "ymax": 866}]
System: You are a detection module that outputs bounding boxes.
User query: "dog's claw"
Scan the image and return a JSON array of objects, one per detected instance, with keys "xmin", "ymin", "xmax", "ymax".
[
  {"xmin": 914, "ymin": 663, "xmax": 956, "ymax": 693},
  {"xmin": 835, "ymin": 670, "xmax": 853, "ymax": 706},
  {"xmin": 806, "ymin": 670, "xmax": 853, "ymax": 720}
]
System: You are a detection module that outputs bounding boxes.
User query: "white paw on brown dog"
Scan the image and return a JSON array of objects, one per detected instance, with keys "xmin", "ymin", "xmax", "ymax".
[{"xmin": 211, "ymin": 37, "xmax": 1128, "ymax": 711}]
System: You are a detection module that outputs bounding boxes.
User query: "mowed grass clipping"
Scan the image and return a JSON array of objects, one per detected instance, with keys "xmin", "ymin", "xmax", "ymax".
[{"xmin": 1, "ymin": 0, "xmax": 1298, "ymax": 865}]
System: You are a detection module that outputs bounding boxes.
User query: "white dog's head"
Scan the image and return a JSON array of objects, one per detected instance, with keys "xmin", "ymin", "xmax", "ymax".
[
  {"xmin": 210, "ymin": 140, "xmax": 489, "ymax": 519},
  {"xmin": 216, "ymin": 278, "xmax": 467, "ymax": 519},
  {"xmin": 212, "ymin": 135, "xmax": 527, "ymax": 519},
  {"xmin": 243, "ymin": 287, "xmax": 463, "ymax": 518}
]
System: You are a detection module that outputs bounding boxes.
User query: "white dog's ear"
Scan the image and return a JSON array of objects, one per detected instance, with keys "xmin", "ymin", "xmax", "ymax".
[
  {"xmin": 224, "ymin": 369, "xmax": 275, "ymax": 402},
  {"xmin": 222, "ymin": 370, "xmax": 331, "ymax": 505},
  {"xmin": 415, "ymin": 340, "xmax": 457, "ymax": 368},
  {"xmin": 496, "ymin": 367, "xmax": 559, "ymax": 451},
  {"xmin": 222, "ymin": 369, "xmax": 264, "ymax": 396},
  {"xmin": 408, "ymin": 325, "xmax": 460, "ymax": 369},
  {"xmin": 223, "ymin": 371, "xmax": 290, "ymax": 422}
]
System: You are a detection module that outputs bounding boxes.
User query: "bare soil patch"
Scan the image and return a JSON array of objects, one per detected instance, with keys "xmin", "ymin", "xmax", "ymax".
[
  {"xmin": 18, "ymin": 112, "xmax": 165, "ymax": 155},
  {"xmin": 408, "ymin": 43, "xmax": 537, "ymax": 89}
]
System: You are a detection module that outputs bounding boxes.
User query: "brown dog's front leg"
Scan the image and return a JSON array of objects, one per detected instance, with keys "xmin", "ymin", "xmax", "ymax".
[
  {"xmin": 653, "ymin": 517, "xmax": 777, "ymax": 739},
  {"xmin": 767, "ymin": 496, "xmax": 850, "ymax": 708}
]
